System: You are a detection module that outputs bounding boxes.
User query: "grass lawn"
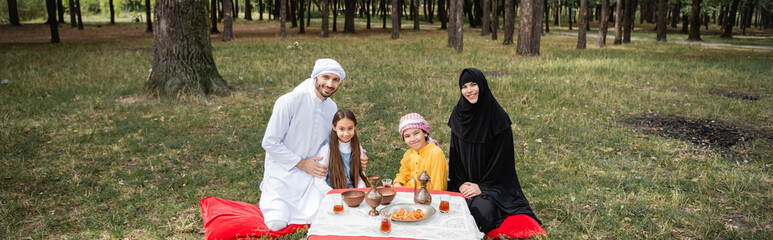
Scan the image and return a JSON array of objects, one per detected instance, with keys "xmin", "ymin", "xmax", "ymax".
[{"xmin": 1, "ymin": 20, "xmax": 772, "ymax": 239}]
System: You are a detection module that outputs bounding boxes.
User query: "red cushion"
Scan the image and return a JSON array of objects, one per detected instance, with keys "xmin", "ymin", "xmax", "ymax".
[
  {"xmin": 199, "ymin": 196, "xmax": 308, "ymax": 240},
  {"xmin": 485, "ymin": 214, "xmax": 547, "ymax": 239}
]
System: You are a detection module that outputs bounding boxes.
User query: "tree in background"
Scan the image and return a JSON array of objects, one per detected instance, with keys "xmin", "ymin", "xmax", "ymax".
[
  {"xmin": 503, "ymin": 0, "xmax": 514, "ymax": 44},
  {"xmin": 614, "ymin": 0, "xmax": 622, "ymax": 44},
  {"xmin": 280, "ymin": 0, "xmax": 286, "ymax": 37},
  {"xmin": 145, "ymin": 0, "xmax": 152, "ymax": 32},
  {"xmin": 75, "ymin": 0, "xmax": 84, "ymax": 29},
  {"xmin": 7, "ymin": 0, "xmax": 20, "ymax": 26},
  {"xmin": 69, "ymin": 0, "xmax": 76, "ymax": 27},
  {"xmin": 656, "ymin": 0, "xmax": 666, "ymax": 41},
  {"xmin": 144, "ymin": 0, "xmax": 230, "ymax": 98},
  {"xmin": 322, "ymin": 0, "xmax": 329, "ymax": 37},
  {"xmin": 46, "ymin": 0, "xmax": 60, "ymax": 43},
  {"xmin": 453, "ymin": 0, "xmax": 463, "ymax": 52},
  {"xmin": 109, "ymin": 0, "xmax": 115, "ymax": 24},
  {"xmin": 224, "ymin": 0, "xmax": 234, "ymax": 40},
  {"xmin": 482, "ymin": 0, "xmax": 490, "ymax": 35},
  {"xmin": 597, "ymin": 0, "xmax": 609, "ymax": 47},
  {"xmin": 57, "ymin": 0, "xmax": 65, "ymax": 23},
  {"xmin": 491, "ymin": 0, "xmax": 498, "ymax": 40},
  {"xmin": 344, "ymin": 0, "xmax": 355, "ymax": 33},
  {"xmin": 577, "ymin": 0, "xmax": 588, "ymax": 49},
  {"xmin": 720, "ymin": 0, "xmax": 739, "ymax": 37},
  {"xmin": 413, "ymin": 0, "xmax": 419, "ymax": 30},
  {"xmin": 517, "ymin": 0, "xmax": 544, "ymax": 56},
  {"xmin": 393, "ymin": 0, "xmax": 400, "ymax": 39},
  {"xmin": 688, "ymin": 0, "xmax": 702, "ymax": 40},
  {"xmin": 623, "ymin": 0, "xmax": 632, "ymax": 43},
  {"xmin": 211, "ymin": 0, "xmax": 221, "ymax": 33},
  {"xmin": 448, "ymin": 0, "xmax": 456, "ymax": 44},
  {"xmin": 245, "ymin": 0, "xmax": 253, "ymax": 20}
]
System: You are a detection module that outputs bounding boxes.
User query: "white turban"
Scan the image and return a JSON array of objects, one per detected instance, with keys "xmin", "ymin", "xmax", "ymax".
[{"xmin": 310, "ymin": 58, "xmax": 346, "ymax": 82}]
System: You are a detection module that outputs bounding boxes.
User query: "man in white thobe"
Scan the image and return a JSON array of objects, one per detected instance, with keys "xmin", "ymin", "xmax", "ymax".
[{"xmin": 259, "ymin": 59, "xmax": 347, "ymax": 231}]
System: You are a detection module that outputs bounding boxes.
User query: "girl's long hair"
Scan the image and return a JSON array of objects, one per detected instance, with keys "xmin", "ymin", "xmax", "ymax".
[{"xmin": 328, "ymin": 109, "xmax": 369, "ymax": 189}]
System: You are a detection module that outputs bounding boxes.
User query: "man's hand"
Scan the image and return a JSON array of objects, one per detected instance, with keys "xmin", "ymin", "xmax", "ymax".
[
  {"xmin": 459, "ymin": 182, "xmax": 482, "ymax": 199},
  {"xmin": 394, "ymin": 182, "xmax": 403, "ymax": 187},
  {"xmin": 360, "ymin": 149, "xmax": 368, "ymax": 172},
  {"xmin": 297, "ymin": 157, "xmax": 327, "ymax": 178}
]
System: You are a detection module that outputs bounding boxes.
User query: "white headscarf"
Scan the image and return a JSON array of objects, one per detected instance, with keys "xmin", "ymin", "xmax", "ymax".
[{"xmin": 310, "ymin": 58, "xmax": 346, "ymax": 82}]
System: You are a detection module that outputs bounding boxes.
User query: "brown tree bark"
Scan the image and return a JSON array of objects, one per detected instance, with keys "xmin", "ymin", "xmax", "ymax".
[
  {"xmin": 517, "ymin": 0, "xmax": 543, "ymax": 55},
  {"xmin": 448, "ymin": 0, "xmax": 456, "ymax": 45},
  {"xmin": 544, "ymin": 1, "xmax": 549, "ymax": 33},
  {"xmin": 503, "ymin": 0, "xmax": 514, "ymax": 44},
  {"xmin": 57, "ymin": 0, "xmax": 65, "ymax": 23},
  {"xmin": 656, "ymin": 0, "xmax": 666, "ymax": 41},
  {"xmin": 332, "ymin": 0, "xmax": 338, "ymax": 32},
  {"xmin": 413, "ymin": 0, "xmax": 420, "ymax": 30},
  {"xmin": 577, "ymin": 0, "xmax": 587, "ymax": 49},
  {"xmin": 671, "ymin": 1, "xmax": 680, "ymax": 28},
  {"xmin": 211, "ymin": 0, "xmax": 221, "ymax": 33},
  {"xmin": 145, "ymin": 0, "xmax": 153, "ymax": 32},
  {"xmin": 720, "ymin": 0, "xmax": 739, "ymax": 38},
  {"xmin": 7, "ymin": 0, "xmax": 20, "ymax": 26},
  {"xmin": 246, "ymin": 0, "xmax": 253, "ymax": 20},
  {"xmin": 322, "ymin": 0, "xmax": 330, "ymax": 37},
  {"xmin": 281, "ymin": 0, "xmax": 287, "ymax": 37},
  {"xmin": 75, "ymin": 0, "xmax": 84, "ymax": 30},
  {"xmin": 492, "ymin": 0, "xmax": 498, "ymax": 40},
  {"xmin": 224, "ymin": 0, "xmax": 234, "ymax": 40},
  {"xmin": 235, "ymin": 0, "xmax": 239, "ymax": 19},
  {"xmin": 46, "ymin": 0, "xmax": 60, "ymax": 43},
  {"xmin": 482, "ymin": 0, "xmax": 491, "ymax": 35},
  {"xmin": 69, "ymin": 0, "xmax": 76, "ymax": 27},
  {"xmin": 365, "ymin": 0, "xmax": 371, "ymax": 29},
  {"xmin": 623, "ymin": 0, "xmax": 631, "ymax": 43},
  {"xmin": 614, "ymin": 0, "xmax": 622, "ymax": 44},
  {"xmin": 144, "ymin": 0, "xmax": 229, "ymax": 98},
  {"xmin": 687, "ymin": 0, "xmax": 701, "ymax": 40},
  {"xmin": 454, "ymin": 0, "xmax": 464, "ymax": 52},
  {"xmin": 109, "ymin": 0, "xmax": 115, "ymax": 24},
  {"xmin": 597, "ymin": 0, "xmax": 609, "ymax": 47},
  {"xmin": 344, "ymin": 0, "xmax": 356, "ymax": 33},
  {"xmin": 299, "ymin": 0, "xmax": 306, "ymax": 33},
  {"xmin": 440, "ymin": 0, "xmax": 447, "ymax": 29},
  {"xmin": 393, "ymin": 0, "xmax": 400, "ymax": 39}
]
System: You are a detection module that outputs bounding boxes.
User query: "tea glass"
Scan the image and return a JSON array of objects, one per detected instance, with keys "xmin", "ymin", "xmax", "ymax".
[
  {"xmin": 438, "ymin": 194, "xmax": 450, "ymax": 213},
  {"xmin": 332, "ymin": 195, "xmax": 344, "ymax": 214},
  {"xmin": 381, "ymin": 178, "xmax": 393, "ymax": 188},
  {"xmin": 379, "ymin": 216, "xmax": 392, "ymax": 234}
]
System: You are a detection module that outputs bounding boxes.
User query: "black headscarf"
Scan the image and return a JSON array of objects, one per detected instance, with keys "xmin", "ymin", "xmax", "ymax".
[
  {"xmin": 448, "ymin": 68, "xmax": 512, "ymax": 143},
  {"xmin": 447, "ymin": 68, "xmax": 540, "ymax": 231}
]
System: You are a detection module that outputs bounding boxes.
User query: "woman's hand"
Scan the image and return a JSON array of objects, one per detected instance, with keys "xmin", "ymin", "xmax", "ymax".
[{"xmin": 459, "ymin": 182, "xmax": 481, "ymax": 198}]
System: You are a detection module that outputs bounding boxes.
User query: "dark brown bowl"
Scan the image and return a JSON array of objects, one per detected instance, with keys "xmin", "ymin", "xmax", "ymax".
[
  {"xmin": 378, "ymin": 188, "xmax": 397, "ymax": 205},
  {"xmin": 342, "ymin": 190, "xmax": 366, "ymax": 207}
]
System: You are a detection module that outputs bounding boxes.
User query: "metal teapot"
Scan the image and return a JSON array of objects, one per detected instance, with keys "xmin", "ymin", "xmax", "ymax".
[{"xmin": 412, "ymin": 170, "xmax": 433, "ymax": 205}]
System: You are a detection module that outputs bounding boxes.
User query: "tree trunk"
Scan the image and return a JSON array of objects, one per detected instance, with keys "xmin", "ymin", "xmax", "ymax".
[
  {"xmin": 440, "ymin": 0, "xmax": 447, "ymax": 29},
  {"xmin": 448, "ymin": 0, "xmax": 456, "ymax": 45},
  {"xmin": 108, "ymin": 0, "xmax": 115, "ymax": 24},
  {"xmin": 671, "ymin": 1, "xmax": 679, "ymax": 28},
  {"xmin": 332, "ymin": 0, "xmax": 338, "ymax": 32},
  {"xmin": 503, "ymin": 0, "xmax": 514, "ymax": 44},
  {"xmin": 687, "ymin": 0, "xmax": 701, "ymax": 40},
  {"xmin": 517, "ymin": 0, "xmax": 543, "ymax": 55},
  {"xmin": 322, "ymin": 0, "xmax": 330, "ymax": 37},
  {"xmin": 235, "ymin": 0, "xmax": 239, "ymax": 19},
  {"xmin": 492, "ymin": 0, "xmax": 498, "ymax": 40},
  {"xmin": 146, "ymin": 0, "xmax": 153, "ymax": 32},
  {"xmin": 597, "ymin": 0, "xmax": 608, "ymax": 46},
  {"xmin": 211, "ymin": 0, "xmax": 221, "ymax": 33},
  {"xmin": 721, "ymin": 0, "xmax": 739, "ymax": 37},
  {"xmin": 224, "ymin": 0, "xmax": 234, "ymax": 40},
  {"xmin": 57, "ymin": 0, "xmax": 65, "ymax": 23},
  {"xmin": 428, "ymin": 0, "xmax": 434, "ymax": 23},
  {"xmin": 7, "ymin": 0, "xmax": 20, "ymax": 26},
  {"xmin": 393, "ymin": 0, "xmax": 401, "ymax": 38},
  {"xmin": 75, "ymin": 0, "xmax": 84, "ymax": 29},
  {"xmin": 382, "ymin": 0, "xmax": 387, "ymax": 29},
  {"xmin": 413, "ymin": 0, "xmax": 420, "ymax": 30},
  {"xmin": 344, "ymin": 0, "xmax": 356, "ymax": 33},
  {"xmin": 454, "ymin": 0, "xmax": 464, "ymax": 52},
  {"xmin": 544, "ymin": 0, "xmax": 549, "ymax": 33},
  {"xmin": 366, "ymin": 0, "xmax": 371, "ymax": 29},
  {"xmin": 614, "ymin": 0, "xmax": 622, "ymax": 44},
  {"xmin": 656, "ymin": 0, "xmax": 666, "ymax": 41},
  {"xmin": 69, "ymin": 0, "xmax": 76, "ymax": 27},
  {"xmin": 299, "ymin": 0, "xmax": 305, "ymax": 33},
  {"xmin": 568, "ymin": 7, "xmax": 573, "ymax": 30},
  {"xmin": 46, "ymin": 0, "xmax": 60, "ymax": 43},
  {"xmin": 482, "ymin": 0, "xmax": 491, "ymax": 35},
  {"xmin": 577, "ymin": 0, "xmax": 587, "ymax": 49},
  {"xmin": 681, "ymin": 10, "xmax": 688, "ymax": 33},
  {"xmin": 281, "ymin": 0, "xmax": 287, "ymax": 37},
  {"xmin": 144, "ymin": 0, "xmax": 229, "ymax": 98},
  {"xmin": 622, "ymin": 0, "xmax": 631, "ymax": 43},
  {"xmin": 246, "ymin": 0, "xmax": 253, "ymax": 20}
]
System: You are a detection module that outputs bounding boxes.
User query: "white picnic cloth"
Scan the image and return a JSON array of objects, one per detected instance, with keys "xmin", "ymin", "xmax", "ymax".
[{"xmin": 308, "ymin": 192, "xmax": 484, "ymax": 240}]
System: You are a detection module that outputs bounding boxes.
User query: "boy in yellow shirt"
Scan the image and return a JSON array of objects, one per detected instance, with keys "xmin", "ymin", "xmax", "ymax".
[{"xmin": 393, "ymin": 113, "xmax": 448, "ymax": 191}]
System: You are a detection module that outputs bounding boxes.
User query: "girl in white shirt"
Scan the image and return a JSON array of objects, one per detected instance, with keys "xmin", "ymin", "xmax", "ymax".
[{"xmin": 315, "ymin": 109, "xmax": 368, "ymax": 193}]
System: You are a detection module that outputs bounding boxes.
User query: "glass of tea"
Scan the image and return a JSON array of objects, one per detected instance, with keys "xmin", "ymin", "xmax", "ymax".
[
  {"xmin": 379, "ymin": 216, "xmax": 392, "ymax": 234},
  {"xmin": 333, "ymin": 195, "xmax": 344, "ymax": 214},
  {"xmin": 439, "ymin": 194, "xmax": 450, "ymax": 213},
  {"xmin": 381, "ymin": 178, "xmax": 392, "ymax": 188}
]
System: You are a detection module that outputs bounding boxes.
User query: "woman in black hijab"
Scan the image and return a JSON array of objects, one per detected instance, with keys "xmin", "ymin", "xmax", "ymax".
[{"xmin": 448, "ymin": 68, "xmax": 541, "ymax": 233}]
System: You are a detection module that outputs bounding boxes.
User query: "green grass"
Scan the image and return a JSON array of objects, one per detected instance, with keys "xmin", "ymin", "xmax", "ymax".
[{"xmin": 1, "ymin": 21, "xmax": 772, "ymax": 239}]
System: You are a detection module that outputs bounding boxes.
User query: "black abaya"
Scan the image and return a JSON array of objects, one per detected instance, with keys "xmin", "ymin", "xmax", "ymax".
[{"xmin": 448, "ymin": 68, "xmax": 540, "ymax": 233}]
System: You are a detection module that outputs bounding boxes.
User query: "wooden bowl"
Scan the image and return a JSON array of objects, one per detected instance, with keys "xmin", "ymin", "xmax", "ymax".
[
  {"xmin": 378, "ymin": 188, "xmax": 397, "ymax": 205},
  {"xmin": 341, "ymin": 190, "xmax": 366, "ymax": 207}
]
